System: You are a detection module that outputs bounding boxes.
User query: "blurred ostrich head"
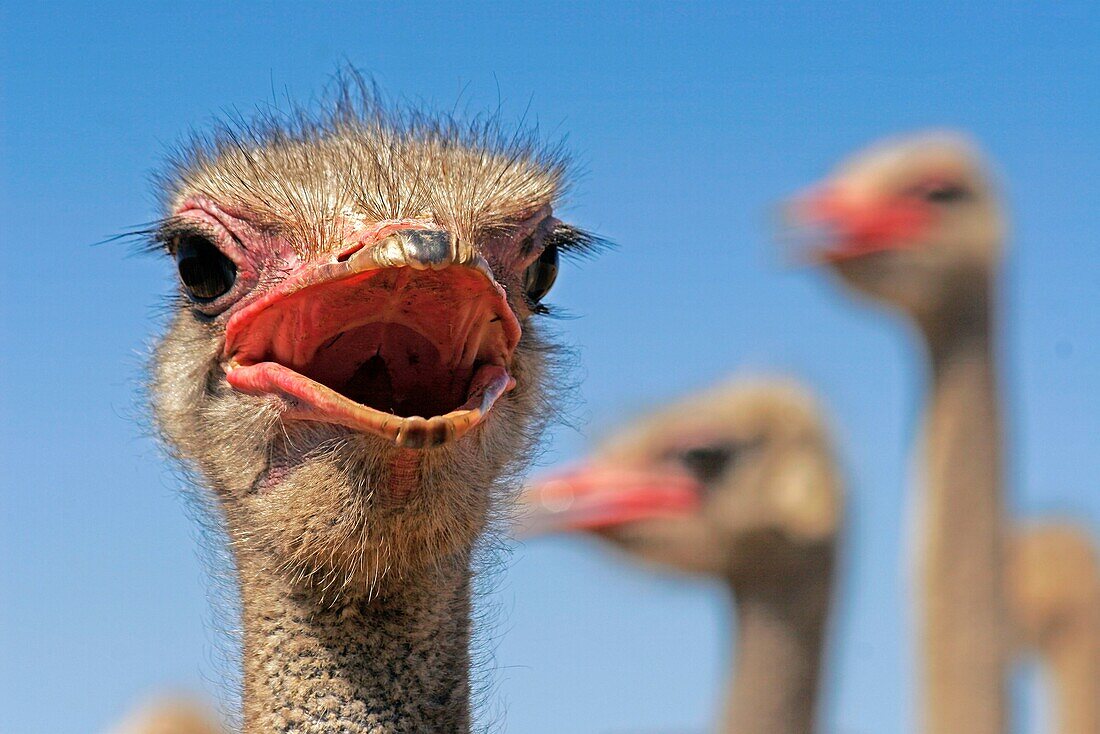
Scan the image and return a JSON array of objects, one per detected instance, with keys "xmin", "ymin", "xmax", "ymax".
[
  {"xmin": 520, "ymin": 379, "xmax": 842, "ymax": 582},
  {"xmin": 787, "ymin": 131, "xmax": 1004, "ymax": 321}
]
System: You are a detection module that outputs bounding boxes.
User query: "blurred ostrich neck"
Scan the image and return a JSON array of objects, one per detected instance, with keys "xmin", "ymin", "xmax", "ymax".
[
  {"xmin": 723, "ymin": 551, "xmax": 834, "ymax": 734},
  {"xmin": 1042, "ymin": 633, "xmax": 1100, "ymax": 734},
  {"xmin": 1030, "ymin": 581, "xmax": 1100, "ymax": 734},
  {"xmin": 917, "ymin": 273, "xmax": 1007, "ymax": 734},
  {"xmin": 236, "ymin": 544, "xmax": 473, "ymax": 733},
  {"xmin": 1045, "ymin": 625, "xmax": 1100, "ymax": 734}
]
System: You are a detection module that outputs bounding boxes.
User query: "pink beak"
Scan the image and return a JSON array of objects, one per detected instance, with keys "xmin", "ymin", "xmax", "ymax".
[
  {"xmin": 787, "ymin": 184, "xmax": 933, "ymax": 262},
  {"xmin": 517, "ymin": 462, "xmax": 702, "ymax": 537}
]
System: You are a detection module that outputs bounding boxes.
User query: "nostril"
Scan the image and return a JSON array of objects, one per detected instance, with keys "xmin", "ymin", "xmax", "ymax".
[
  {"xmin": 338, "ymin": 229, "xmax": 455, "ymax": 269},
  {"xmin": 335, "ymin": 241, "xmax": 365, "ymax": 263}
]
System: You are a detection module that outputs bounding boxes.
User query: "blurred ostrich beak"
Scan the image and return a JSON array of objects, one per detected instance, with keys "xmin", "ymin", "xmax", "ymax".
[
  {"xmin": 516, "ymin": 463, "xmax": 702, "ymax": 537},
  {"xmin": 782, "ymin": 184, "xmax": 932, "ymax": 263}
]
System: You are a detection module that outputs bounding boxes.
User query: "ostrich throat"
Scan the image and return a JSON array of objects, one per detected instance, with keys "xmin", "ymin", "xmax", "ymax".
[{"xmin": 236, "ymin": 526, "xmax": 474, "ymax": 732}]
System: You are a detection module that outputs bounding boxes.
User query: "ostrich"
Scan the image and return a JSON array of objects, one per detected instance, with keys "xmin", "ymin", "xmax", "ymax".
[
  {"xmin": 143, "ymin": 84, "xmax": 601, "ymax": 732},
  {"xmin": 519, "ymin": 379, "xmax": 843, "ymax": 734},
  {"xmin": 1008, "ymin": 523, "xmax": 1100, "ymax": 734},
  {"xmin": 787, "ymin": 131, "xmax": 1009, "ymax": 733}
]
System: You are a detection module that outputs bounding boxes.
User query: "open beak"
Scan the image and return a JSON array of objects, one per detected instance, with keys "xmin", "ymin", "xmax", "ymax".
[
  {"xmin": 516, "ymin": 462, "xmax": 702, "ymax": 537},
  {"xmin": 223, "ymin": 225, "xmax": 520, "ymax": 449},
  {"xmin": 783, "ymin": 184, "xmax": 932, "ymax": 263}
]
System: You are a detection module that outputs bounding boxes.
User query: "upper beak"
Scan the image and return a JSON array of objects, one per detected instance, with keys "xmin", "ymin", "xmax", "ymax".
[{"xmin": 515, "ymin": 462, "xmax": 702, "ymax": 537}]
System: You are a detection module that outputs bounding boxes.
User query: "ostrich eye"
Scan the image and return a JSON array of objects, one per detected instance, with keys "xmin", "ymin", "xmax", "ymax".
[
  {"xmin": 921, "ymin": 183, "xmax": 969, "ymax": 204},
  {"xmin": 678, "ymin": 444, "xmax": 740, "ymax": 485},
  {"xmin": 175, "ymin": 234, "xmax": 237, "ymax": 302},
  {"xmin": 523, "ymin": 242, "xmax": 559, "ymax": 304}
]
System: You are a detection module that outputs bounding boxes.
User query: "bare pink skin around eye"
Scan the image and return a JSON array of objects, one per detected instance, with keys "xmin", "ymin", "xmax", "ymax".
[
  {"xmin": 173, "ymin": 199, "xmax": 301, "ymax": 290},
  {"xmin": 485, "ymin": 204, "xmax": 558, "ymax": 273}
]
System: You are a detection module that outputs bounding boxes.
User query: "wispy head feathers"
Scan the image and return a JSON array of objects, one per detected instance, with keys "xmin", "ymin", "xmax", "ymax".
[{"xmin": 155, "ymin": 71, "xmax": 579, "ymax": 258}]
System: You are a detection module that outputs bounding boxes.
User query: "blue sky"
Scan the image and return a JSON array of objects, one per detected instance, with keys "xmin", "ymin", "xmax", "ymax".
[{"xmin": 2, "ymin": 2, "xmax": 1098, "ymax": 732}]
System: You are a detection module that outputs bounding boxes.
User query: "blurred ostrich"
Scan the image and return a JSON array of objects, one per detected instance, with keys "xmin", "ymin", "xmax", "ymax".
[
  {"xmin": 144, "ymin": 82, "xmax": 600, "ymax": 732},
  {"xmin": 789, "ymin": 131, "xmax": 1009, "ymax": 733},
  {"xmin": 521, "ymin": 379, "xmax": 843, "ymax": 734},
  {"xmin": 108, "ymin": 697, "xmax": 221, "ymax": 734},
  {"xmin": 1009, "ymin": 523, "xmax": 1100, "ymax": 734}
]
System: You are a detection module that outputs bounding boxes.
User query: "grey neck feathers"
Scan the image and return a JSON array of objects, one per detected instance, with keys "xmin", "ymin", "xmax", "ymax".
[
  {"xmin": 917, "ymin": 275, "xmax": 1008, "ymax": 734},
  {"xmin": 722, "ymin": 551, "xmax": 834, "ymax": 734},
  {"xmin": 236, "ymin": 547, "xmax": 473, "ymax": 733}
]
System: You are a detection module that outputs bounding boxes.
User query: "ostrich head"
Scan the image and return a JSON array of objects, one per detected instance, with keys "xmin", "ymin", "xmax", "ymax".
[
  {"xmin": 786, "ymin": 131, "xmax": 1004, "ymax": 321},
  {"xmin": 519, "ymin": 380, "xmax": 842, "ymax": 583},
  {"xmin": 149, "ymin": 88, "xmax": 600, "ymax": 595},
  {"xmin": 1008, "ymin": 524, "xmax": 1100, "ymax": 651}
]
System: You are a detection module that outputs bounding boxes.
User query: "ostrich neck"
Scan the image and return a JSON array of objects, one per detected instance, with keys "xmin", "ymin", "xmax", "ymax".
[
  {"xmin": 236, "ymin": 546, "xmax": 472, "ymax": 733},
  {"xmin": 722, "ymin": 552, "xmax": 834, "ymax": 734},
  {"xmin": 917, "ymin": 278, "xmax": 1007, "ymax": 734},
  {"xmin": 1045, "ymin": 620, "xmax": 1100, "ymax": 734}
]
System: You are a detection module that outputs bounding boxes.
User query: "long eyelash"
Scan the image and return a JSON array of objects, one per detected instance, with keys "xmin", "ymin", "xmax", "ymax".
[
  {"xmin": 522, "ymin": 225, "xmax": 609, "ymax": 318},
  {"xmin": 533, "ymin": 303, "xmax": 585, "ymax": 320},
  {"xmin": 97, "ymin": 216, "xmax": 188, "ymax": 257},
  {"xmin": 545, "ymin": 223, "xmax": 613, "ymax": 260},
  {"xmin": 155, "ymin": 218, "xmax": 227, "ymax": 256}
]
